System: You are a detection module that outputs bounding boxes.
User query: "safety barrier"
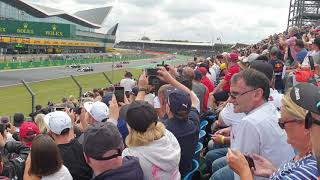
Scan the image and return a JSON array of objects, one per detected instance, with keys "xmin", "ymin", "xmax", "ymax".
[{"xmin": 0, "ymin": 54, "xmax": 152, "ymax": 70}]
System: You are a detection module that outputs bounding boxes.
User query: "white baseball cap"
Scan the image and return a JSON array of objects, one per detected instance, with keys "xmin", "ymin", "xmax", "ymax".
[
  {"xmin": 242, "ymin": 53, "xmax": 259, "ymax": 63},
  {"xmin": 44, "ymin": 111, "xmax": 72, "ymax": 135},
  {"xmin": 84, "ymin": 101, "xmax": 109, "ymax": 122}
]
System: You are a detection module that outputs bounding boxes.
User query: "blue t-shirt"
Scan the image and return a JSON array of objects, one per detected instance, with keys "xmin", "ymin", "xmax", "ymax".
[
  {"xmin": 269, "ymin": 60, "xmax": 285, "ymax": 91},
  {"xmin": 163, "ymin": 107, "xmax": 200, "ymax": 176},
  {"xmin": 296, "ymin": 48, "xmax": 308, "ymax": 64},
  {"xmin": 270, "ymin": 154, "xmax": 318, "ymax": 180}
]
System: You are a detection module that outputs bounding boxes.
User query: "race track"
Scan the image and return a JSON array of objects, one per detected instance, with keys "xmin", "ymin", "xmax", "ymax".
[{"xmin": 0, "ymin": 57, "xmax": 188, "ymax": 87}]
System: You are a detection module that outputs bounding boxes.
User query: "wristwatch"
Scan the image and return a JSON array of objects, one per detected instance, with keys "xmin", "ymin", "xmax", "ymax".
[{"xmin": 138, "ymin": 88, "xmax": 147, "ymax": 92}]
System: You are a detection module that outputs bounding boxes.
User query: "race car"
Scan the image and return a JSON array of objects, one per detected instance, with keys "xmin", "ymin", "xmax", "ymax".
[
  {"xmin": 150, "ymin": 60, "xmax": 157, "ymax": 63},
  {"xmin": 77, "ymin": 66, "xmax": 93, "ymax": 72},
  {"xmin": 122, "ymin": 61, "xmax": 130, "ymax": 64},
  {"xmin": 113, "ymin": 63, "xmax": 123, "ymax": 68},
  {"xmin": 66, "ymin": 64, "xmax": 81, "ymax": 68}
]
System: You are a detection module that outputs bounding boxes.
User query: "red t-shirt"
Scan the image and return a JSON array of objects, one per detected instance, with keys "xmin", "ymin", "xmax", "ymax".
[
  {"xmin": 222, "ymin": 64, "xmax": 241, "ymax": 92},
  {"xmin": 201, "ymin": 77, "xmax": 214, "ymax": 93}
]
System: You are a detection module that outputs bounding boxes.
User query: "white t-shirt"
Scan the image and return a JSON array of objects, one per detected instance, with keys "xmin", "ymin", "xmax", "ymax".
[
  {"xmin": 120, "ymin": 78, "xmax": 136, "ymax": 92},
  {"xmin": 154, "ymin": 96, "xmax": 161, "ymax": 109},
  {"xmin": 144, "ymin": 93, "xmax": 155, "ymax": 107},
  {"xmin": 233, "ymin": 103, "xmax": 294, "ymax": 180},
  {"xmin": 269, "ymin": 88, "xmax": 283, "ymax": 110},
  {"xmin": 220, "ymin": 103, "xmax": 246, "ymax": 148},
  {"xmin": 41, "ymin": 165, "xmax": 73, "ymax": 180},
  {"xmin": 191, "ymin": 91, "xmax": 200, "ymax": 113},
  {"xmin": 301, "ymin": 51, "xmax": 316, "ymax": 67}
]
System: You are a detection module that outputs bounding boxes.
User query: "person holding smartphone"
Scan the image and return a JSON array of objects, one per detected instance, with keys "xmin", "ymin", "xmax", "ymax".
[{"xmin": 227, "ymin": 90, "xmax": 318, "ymax": 180}]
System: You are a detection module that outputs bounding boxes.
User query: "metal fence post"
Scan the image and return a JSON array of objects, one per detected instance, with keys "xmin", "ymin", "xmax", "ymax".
[
  {"xmin": 70, "ymin": 75, "xmax": 83, "ymax": 100},
  {"xmin": 102, "ymin": 72, "xmax": 113, "ymax": 85},
  {"xmin": 21, "ymin": 80, "xmax": 36, "ymax": 114}
]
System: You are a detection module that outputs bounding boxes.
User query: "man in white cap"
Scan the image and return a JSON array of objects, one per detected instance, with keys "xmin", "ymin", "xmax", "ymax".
[{"xmin": 44, "ymin": 111, "xmax": 93, "ymax": 180}]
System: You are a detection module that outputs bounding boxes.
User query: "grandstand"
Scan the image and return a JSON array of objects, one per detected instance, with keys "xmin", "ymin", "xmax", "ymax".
[
  {"xmin": 0, "ymin": 0, "xmax": 118, "ymax": 55},
  {"xmin": 287, "ymin": 0, "xmax": 320, "ymax": 28},
  {"xmin": 115, "ymin": 40, "xmax": 233, "ymax": 57}
]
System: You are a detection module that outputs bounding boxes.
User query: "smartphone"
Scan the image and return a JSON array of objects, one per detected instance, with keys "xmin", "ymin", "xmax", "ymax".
[
  {"xmin": 244, "ymin": 155, "xmax": 255, "ymax": 169},
  {"xmin": 309, "ymin": 56, "xmax": 315, "ymax": 71},
  {"xmin": 146, "ymin": 68, "xmax": 158, "ymax": 76},
  {"xmin": 114, "ymin": 86, "xmax": 125, "ymax": 103}
]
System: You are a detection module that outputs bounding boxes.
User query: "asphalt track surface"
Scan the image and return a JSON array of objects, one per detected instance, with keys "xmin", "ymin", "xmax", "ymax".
[{"xmin": 0, "ymin": 58, "xmax": 187, "ymax": 87}]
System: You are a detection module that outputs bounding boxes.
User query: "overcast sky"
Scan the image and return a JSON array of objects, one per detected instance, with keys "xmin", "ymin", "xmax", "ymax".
[{"xmin": 27, "ymin": 0, "xmax": 290, "ymax": 44}]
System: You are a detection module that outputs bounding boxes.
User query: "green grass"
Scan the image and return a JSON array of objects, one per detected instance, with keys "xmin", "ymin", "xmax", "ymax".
[{"xmin": 0, "ymin": 69, "xmax": 142, "ymax": 116}]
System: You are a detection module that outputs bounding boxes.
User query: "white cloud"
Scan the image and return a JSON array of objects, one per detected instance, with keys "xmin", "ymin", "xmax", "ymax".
[{"xmin": 25, "ymin": 0, "xmax": 290, "ymax": 44}]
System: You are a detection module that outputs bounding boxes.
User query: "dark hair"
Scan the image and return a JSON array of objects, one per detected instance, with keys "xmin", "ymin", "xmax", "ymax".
[
  {"xmin": 35, "ymin": 105, "xmax": 42, "ymax": 111},
  {"xmin": 231, "ymin": 69, "xmax": 270, "ymax": 101},
  {"xmin": 29, "ymin": 134, "xmax": 63, "ymax": 176},
  {"xmin": 60, "ymin": 128, "xmax": 70, "ymax": 136},
  {"xmin": 256, "ymin": 55, "xmax": 269, "ymax": 62},
  {"xmin": 250, "ymin": 61, "xmax": 274, "ymax": 82},
  {"xmin": 295, "ymin": 39, "xmax": 304, "ymax": 49},
  {"xmin": 125, "ymin": 72, "xmax": 133, "ymax": 78}
]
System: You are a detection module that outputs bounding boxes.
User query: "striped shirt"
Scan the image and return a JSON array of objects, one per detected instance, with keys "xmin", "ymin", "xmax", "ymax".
[{"xmin": 270, "ymin": 154, "xmax": 318, "ymax": 180}]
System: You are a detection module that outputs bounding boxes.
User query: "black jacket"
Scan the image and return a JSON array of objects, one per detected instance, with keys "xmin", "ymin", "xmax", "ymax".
[{"xmin": 2, "ymin": 141, "xmax": 30, "ymax": 180}]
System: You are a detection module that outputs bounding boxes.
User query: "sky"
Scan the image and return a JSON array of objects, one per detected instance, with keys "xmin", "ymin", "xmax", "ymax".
[{"xmin": 26, "ymin": 0, "xmax": 290, "ymax": 44}]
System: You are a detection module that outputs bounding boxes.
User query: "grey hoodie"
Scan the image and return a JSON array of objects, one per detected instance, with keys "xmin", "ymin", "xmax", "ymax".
[{"xmin": 122, "ymin": 129, "xmax": 181, "ymax": 180}]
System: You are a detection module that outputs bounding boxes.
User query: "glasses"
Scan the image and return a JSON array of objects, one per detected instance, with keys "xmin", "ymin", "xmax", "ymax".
[
  {"xmin": 229, "ymin": 89, "xmax": 257, "ymax": 99},
  {"xmin": 278, "ymin": 118, "xmax": 300, "ymax": 129},
  {"xmin": 91, "ymin": 149, "xmax": 122, "ymax": 161},
  {"xmin": 305, "ymin": 112, "xmax": 320, "ymax": 129}
]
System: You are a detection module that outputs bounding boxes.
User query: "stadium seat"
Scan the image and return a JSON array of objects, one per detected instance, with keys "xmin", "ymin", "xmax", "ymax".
[
  {"xmin": 183, "ymin": 159, "xmax": 199, "ymax": 180},
  {"xmin": 199, "ymin": 130, "xmax": 206, "ymax": 143},
  {"xmin": 193, "ymin": 142, "xmax": 203, "ymax": 160},
  {"xmin": 199, "ymin": 120, "xmax": 208, "ymax": 130}
]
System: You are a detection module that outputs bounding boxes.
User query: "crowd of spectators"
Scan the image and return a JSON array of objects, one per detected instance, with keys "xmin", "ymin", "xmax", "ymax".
[{"xmin": 1, "ymin": 23, "xmax": 320, "ymax": 180}]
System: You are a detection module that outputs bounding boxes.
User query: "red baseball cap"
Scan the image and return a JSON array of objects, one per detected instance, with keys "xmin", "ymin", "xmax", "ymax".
[
  {"xmin": 19, "ymin": 122, "xmax": 40, "ymax": 147},
  {"xmin": 229, "ymin": 53, "xmax": 239, "ymax": 62},
  {"xmin": 197, "ymin": 67, "xmax": 208, "ymax": 76}
]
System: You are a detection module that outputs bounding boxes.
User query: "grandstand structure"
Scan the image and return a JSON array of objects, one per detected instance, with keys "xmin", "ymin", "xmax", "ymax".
[
  {"xmin": 116, "ymin": 40, "xmax": 233, "ymax": 57},
  {"xmin": 0, "ymin": 0, "xmax": 118, "ymax": 54},
  {"xmin": 287, "ymin": 0, "xmax": 320, "ymax": 28}
]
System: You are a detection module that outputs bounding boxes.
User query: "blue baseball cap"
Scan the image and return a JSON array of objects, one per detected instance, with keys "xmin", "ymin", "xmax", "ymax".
[{"xmin": 167, "ymin": 89, "xmax": 192, "ymax": 114}]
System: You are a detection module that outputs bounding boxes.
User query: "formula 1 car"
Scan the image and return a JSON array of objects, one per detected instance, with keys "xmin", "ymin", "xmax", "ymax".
[
  {"xmin": 113, "ymin": 63, "xmax": 123, "ymax": 68},
  {"xmin": 77, "ymin": 66, "xmax": 93, "ymax": 72},
  {"xmin": 66, "ymin": 64, "xmax": 81, "ymax": 68}
]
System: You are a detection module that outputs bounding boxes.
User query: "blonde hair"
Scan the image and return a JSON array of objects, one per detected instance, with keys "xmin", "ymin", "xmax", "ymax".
[
  {"xmin": 126, "ymin": 122, "xmax": 166, "ymax": 147},
  {"xmin": 34, "ymin": 114, "xmax": 48, "ymax": 134},
  {"xmin": 281, "ymin": 91, "xmax": 307, "ymax": 121}
]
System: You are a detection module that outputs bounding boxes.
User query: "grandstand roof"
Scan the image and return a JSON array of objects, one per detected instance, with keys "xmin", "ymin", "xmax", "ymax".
[{"xmin": 1, "ymin": 0, "xmax": 112, "ymax": 29}]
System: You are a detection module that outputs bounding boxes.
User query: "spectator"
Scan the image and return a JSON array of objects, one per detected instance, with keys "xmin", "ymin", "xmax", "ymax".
[
  {"xmin": 193, "ymin": 70, "xmax": 209, "ymax": 113},
  {"xmin": 279, "ymin": 26, "xmax": 299, "ymax": 65},
  {"xmin": 23, "ymin": 134, "xmax": 73, "ymax": 180},
  {"xmin": 250, "ymin": 61, "xmax": 283, "ymax": 110},
  {"xmin": 197, "ymin": 67, "xmax": 214, "ymax": 93},
  {"xmin": 162, "ymin": 86, "xmax": 199, "ymax": 176},
  {"xmin": 0, "ymin": 116, "xmax": 15, "ymax": 142},
  {"xmin": 19, "ymin": 122, "xmax": 40, "ymax": 148},
  {"xmin": 44, "ymin": 111, "xmax": 93, "ymax": 180},
  {"xmin": 269, "ymin": 47, "xmax": 285, "ymax": 92},
  {"xmin": 13, "ymin": 113, "xmax": 24, "ymax": 132},
  {"xmin": 82, "ymin": 122, "xmax": 143, "ymax": 180},
  {"xmin": 302, "ymin": 37, "xmax": 320, "ymax": 69},
  {"xmin": 120, "ymin": 71, "xmax": 136, "ymax": 93},
  {"xmin": 211, "ymin": 53, "xmax": 241, "ymax": 107},
  {"xmin": 228, "ymin": 69, "xmax": 294, "ymax": 180},
  {"xmin": 122, "ymin": 101, "xmax": 181, "ymax": 180},
  {"xmin": 228, "ymin": 89, "xmax": 318, "ymax": 180},
  {"xmin": 295, "ymin": 39, "xmax": 308, "ymax": 64},
  {"xmin": 34, "ymin": 114, "xmax": 48, "ymax": 134}
]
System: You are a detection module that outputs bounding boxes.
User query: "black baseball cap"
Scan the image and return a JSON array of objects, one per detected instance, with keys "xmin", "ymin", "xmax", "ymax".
[
  {"xmin": 126, "ymin": 101, "xmax": 158, "ymax": 132},
  {"xmin": 82, "ymin": 122, "xmax": 123, "ymax": 160},
  {"xmin": 250, "ymin": 61, "xmax": 274, "ymax": 81},
  {"xmin": 290, "ymin": 83, "xmax": 320, "ymax": 114}
]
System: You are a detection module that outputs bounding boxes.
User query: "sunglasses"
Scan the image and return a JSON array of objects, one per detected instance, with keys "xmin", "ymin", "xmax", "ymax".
[
  {"xmin": 278, "ymin": 118, "xmax": 300, "ymax": 129},
  {"xmin": 305, "ymin": 112, "xmax": 320, "ymax": 129},
  {"xmin": 229, "ymin": 89, "xmax": 257, "ymax": 99}
]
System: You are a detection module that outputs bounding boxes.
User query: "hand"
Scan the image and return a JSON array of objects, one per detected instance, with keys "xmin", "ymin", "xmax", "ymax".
[
  {"xmin": 65, "ymin": 108, "xmax": 76, "ymax": 124},
  {"xmin": 119, "ymin": 95, "xmax": 130, "ymax": 106},
  {"xmin": 157, "ymin": 67, "xmax": 174, "ymax": 83},
  {"xmin": 167, "ymin": 65, "xmax": 178, "ymax": 77},
  {"xmin": 0, "ymin": 133, "xmax": 5, "ymax": 148},
  {"xmin": 215, "ymin": 127, "xmax": 230, "ymax": 136},
  {"xmin": 211, "ymin": 134, "xmax": 224, "ymax": 144},
  {"xmin": 6, "ymin": 123, "xmax": 17, "ymax": 135},
  {"xmin": 138, "ymin": 72, "xmax": 149, "ymax": 88},
  {"xmin": 108, "ymin": 95, "xmax": 119, "ymax": 121},
  {"xmin": 227, "ymin": 149, "xmax": 251, "ymax": 177},
  {"xmin": 251, "ymin": 154, "xmax": 277, "ymax": 177}
]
